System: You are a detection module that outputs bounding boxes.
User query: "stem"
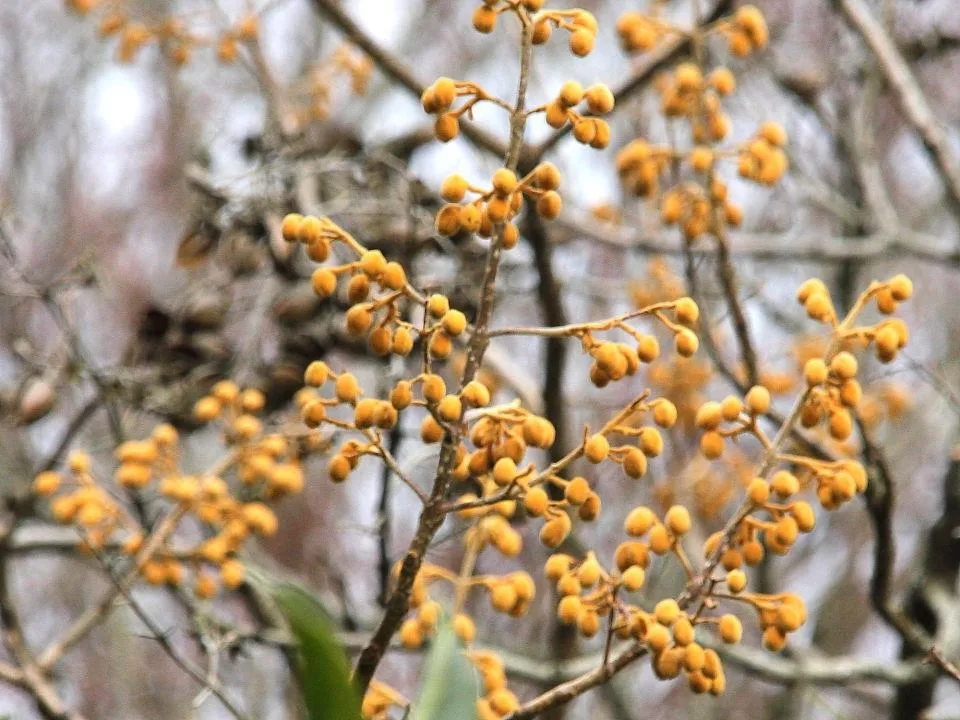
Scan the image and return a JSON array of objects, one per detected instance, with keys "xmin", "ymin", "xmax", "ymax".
[{"xmin": 352, "ymin": 12, "xmax": 534, "ymax": 695}]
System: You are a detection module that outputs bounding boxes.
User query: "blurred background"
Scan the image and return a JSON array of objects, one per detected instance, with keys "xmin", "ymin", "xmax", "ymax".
[{"xmin": 0, "ymin": 0, "xmax": 959, "ymax": 718}]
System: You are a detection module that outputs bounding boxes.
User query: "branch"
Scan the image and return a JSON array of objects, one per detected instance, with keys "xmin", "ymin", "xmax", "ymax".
[
  {"xmin": 525, "ymin": 0, "xmax": 734, "ymax": 167},
  {"xmin": 94, "ymin": 552, "xmax": 253, "ymax": 720},
  {"xmin": 835, "ymin": 0, "xmax": 960, "ymax": 223},
  {"xmin": 504, "ymin": 643, "xmax": 648, "ymax": 720},
  {"xmin": 308, "ymin": 0, "xmax": 508, "ymax": 160},
  {"xmin": 555, "ymin": 209, "xmax": 960, "ymax": 265},
  {"xmin": 352, "ymin": 10, "xmax": 536, "ymax": 694},
  {"xmin": 36, "ymin": 505, "xmax": 187, "ymax": 671}
]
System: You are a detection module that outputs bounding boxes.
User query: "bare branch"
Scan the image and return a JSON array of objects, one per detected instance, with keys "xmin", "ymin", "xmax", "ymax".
[{"xmin": 835, "ymin": 0, "xmax": 960, "ymax": 224}]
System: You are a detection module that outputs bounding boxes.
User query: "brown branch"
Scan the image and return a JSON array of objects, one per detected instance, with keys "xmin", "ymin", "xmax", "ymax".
[
  {"xmin": 93, "ymin": 551, "xmax": 253, "ymax": 720},
  {"xmin": 503, "ymin": 643, "xmax": 647, "ymax": 720},
  {"xmin": 525, "ymin": 0, "xmax": 734, "ymax": 168},
  {"xmin": 835, "ymin": 0, "xmax": 960, "ymax": 223},
  {"xmin": 712, "ymin": 231, "xmax": 759, "ymax": 387},
  {"xmin": 0, "ymin": 515, "xmax": 87, "ymax": 720},
  {"xmin": 36, "ymin": 505, "xmax": 187, "ymax": 671},
  {"xmin": 927, "ymin": 646, "xmax": 960, "ymax": 684},
  {"xmin": 351, "ymin": 11, "xmax": 535, "ymax": 694},
  {"xmin": 308, "ymin": 0, "xmax": 508, "ymax": 160},
  {"xmin": 555, "ymin": 211, "xmax": 960, "ymax": 264}
]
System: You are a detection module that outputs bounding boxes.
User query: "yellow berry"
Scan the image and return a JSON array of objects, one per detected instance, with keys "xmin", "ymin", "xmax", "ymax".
[{"xmin": 584, "ymin": 434, "xmax": 609, "ymax": 463}]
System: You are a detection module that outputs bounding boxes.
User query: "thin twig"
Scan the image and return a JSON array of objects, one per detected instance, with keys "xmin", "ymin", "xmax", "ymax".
[
  {"xmin": 835, "ymin": 0, "xmax": 960, "ymax": 224},
  {"xmin": 351, "ymin": 10, "xmax": 535, "ymax": 695}
]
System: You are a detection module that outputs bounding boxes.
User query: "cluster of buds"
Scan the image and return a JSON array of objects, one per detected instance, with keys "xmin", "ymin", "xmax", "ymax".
[
  {"xmin": 492, "ymin": 6, "xmax": 602, "ymax": 57},
  {"xmin": 659, "ymin": 64, "xmax": 735, "ymax": 142},
  {"xmin": 288, "ymin": 44, "xmax": 373, "ymax": 124},
  {"xmin": 548, "ymin": 523, "xmax": 740, "ymax": 695},
  {"xmin": 361, "ymin": 681, "xmax": 409, "ymax": 720},
  {"xmin": 568, "ymin": 297, "xmax": 702, "ymax": 391},
  {"xmin": 613, "ymin": 2, "xmax": 783, "ymax": 247},
  {"xmin": 797, "ymin": 276, "xmax": 912, "ymax": 363},
  {"xmin": 447, "ymin": 393, "xmax": 679, "ymax": 554},
  {"xmin": 472, "ymin": 651, "xmax": 520, "ymax": 719},
  {"xmin": 719, "ymin": 5, "xmax": 770, "ymax": 57},
  {"xmin": 436, "ymin": 164, "xmax": 563, "ymax": 244},
  {"xmin": 35, "ymin": 450, "xmax": 128, "ymax": 546},
  {"xmin": 637, "ymin": 599, "xmax": 732, "ymax": 693},
  {"xmin": 397, "ymin": 525, "xmax": 534, "ymax": 644},
  {"xmin": 616, "ymin": 140, "xmax": 672, "ymax": 197},
  {"xmin": 616, "ymin": 10, "xmax": 673, "ymax": 53},
  {"xmin": 695, "ymin": 384, "xmax": 771, "ymax": 460},
  {"xmin": 33, "ymin": 381, "xmax": 312, "ymax": 598},
  {"xmin": 660, "ymin": 178, "xmax": 743, "ymax": 240},
  {"xmin": 71, "ymin": 1, "xmax": 260, "ymax": 66},
  {"xmin": 541, "ymin": 82, "xmax": 615, "ymax": 149},
  {"xmin": 279, "ymin": 214, "xmax": 437, "ymax": 360},
  {"xmin": 421, "ymin": 76, "xmax": 504, "ymax": 143},
  {"xmin": 738, "ymin": 122, "xmax": 790, "ymax": 185},
  {"xmin": 615, "ymin": 1, "xmax": 767, "ymax": 59}
]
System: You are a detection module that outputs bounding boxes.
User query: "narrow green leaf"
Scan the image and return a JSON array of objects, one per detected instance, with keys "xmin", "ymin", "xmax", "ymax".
[
  {"xmin": 271, "ymin": 583, "xmax": 362, "ymax": 720},
  {"xmin": 412, "ymin": 623, "xmax": 478, "ymax": 720}
]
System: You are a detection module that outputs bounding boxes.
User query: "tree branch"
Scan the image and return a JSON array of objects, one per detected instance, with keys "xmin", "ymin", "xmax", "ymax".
[{"xmin": 835, "ymin": 0, "xmax": 960, "ymax": 224}]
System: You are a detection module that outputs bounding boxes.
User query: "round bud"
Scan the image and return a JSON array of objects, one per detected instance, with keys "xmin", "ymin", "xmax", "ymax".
[
  {"xmin": 420, "ymin": 415, "xmax": 444, "ymax": 444},
  {"xmin": 359, "ymin": 249, "xmax": 387, "ymax": 277},
  {"xmin": 771, "ymin": 470, "xmax": 799, "ymax": 497},
  {"xmin": 559, "ymin": 80, "xmax": 584, "ymax": 106},
  {"xmin": 524, "ymin": 486, "xmax": 549, "ymax": 516},
  {"xmin": 392, "ymin": 327, "xmax": 414, "ymax": 356},
  {"xmin": 726, "ymin": 569, "xmax": 747, "ymax": 593},
  {"xmin": 432, "ymin": 76, "xmax": 457, "ymax": 108},
  {"xmin": 532, "ymin": 19, "xmax": 552, "ymax": 44},
  {"xmin": 652, "ymin": 399, "xmax": 677, "ymax": 428},
  {"xmin": 427, "ymin": 293, "xmax": 450, "ymax": 318},
  {"xmin": 436, "ymin": 204, "xmax": 462, "ymax": 236},
  {"xmin": 568, "ymin": 28, "xmax": 595, "ymax": 56},
  {"xmin": 585, "ymin": 84, "xmax": 615, "ymax": 114},
  {"xmin": 695, "ymin": 401, "xmax": 723, "ymax": 430},
  {"xmin": 557, "ymin": 595, "xmax": 581, "ymax": 624},
  {"xmin": 400, "ymin": 618, "xmax": 423, "ymax": 649},
  {"xmin": 888, "ymin": 274, "xmax": 913, "ymax": 301},
  {"xmin": 700, "ymin": 431, "xmax": 724, "ymax": 459},
  {"xmin": 535, "ymin": 163, "xmax": 562, "ymax": 191},
  {"xmin": 545, "ymin": 554, "xmax": 573, "ymax": 581},
  {"xmin": 665, "ymin": 505, "xmax": 692, "ymax": 535},
  {"xmin": 622, "ymin": 446, "xmax": 648, "ymax": 479},
  {"xmin": 675, "ymin": 298, "xmax": 700, "ymax": 325},
  {"xmin": 654, "ymin": 598, "xmax": 681, "ymax": 626},
  {"xmin": 625, "ymin": 506, "xmax": 657, "ymax": 537},
  {"xmin": 690, "ymin": 147, "xmax": 714, "ymax": 173},
  {"xmin": 745, "ymin": 385, "xmax": 771, "ymax": 414},
  {"xmin": 759, "ymin": 121, "xmax": 787, "ymax": 147},
  {"xmin": 441, "ymin": 309, "xmax": 467, "ymax": 336},
  {"xmin": 622, "ymin": 565, "xmax": 645, "ymax": 591},
  {"xmin": 584, "ymin": 434, "xmax": 609, "ymax": 463},
  {"xmin": 804, "ymin": 358, "xmax": 828, "ymax": 386},
  {"xmin": 830, "ymin": 352, "xmax": 858, "ymax": 381},
  {"xmin": 281, "ymin": 213, "xmax": 303, "ymax": 242},
  {"xmin": 564, "ymin": 477, "xmax": 591, "ymax": 505},
  {"xmin": 311, "ymin": 268, "xmax": 337, "ymax": 298},
  {"xmin": 536, "ymin": 190, "xmax": 562, "ymax": 219},
  {"xmin": 472, "ymin": 5, "xmax": 497, "ymax": 33},
  {"xmin": 434, "ymin": 113, "xmax": 460, "ymax": 142},
  {"xmin": 307, "ymin": 238, "xmax": 330, "ymax": 262},
  {"xmin": 539, "ymin": 513, "xmax": 572, "ymax": 548},
  {"xmin": 491, "ymin": 168, "xmax": 518, "ymax": 196},
  {"xmin": 675, "ymin": 329, "xmax": 699, "ymax": 357}
]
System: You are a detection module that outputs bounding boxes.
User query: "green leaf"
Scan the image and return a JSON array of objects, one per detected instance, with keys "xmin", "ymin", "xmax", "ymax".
[
  {"xmin": 271, "ymin": 582, "xmax": 362, "ymax": 720},
  {"xmin": 412, "ymin": 623, "xmax": 478, "ymax": 720}
]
